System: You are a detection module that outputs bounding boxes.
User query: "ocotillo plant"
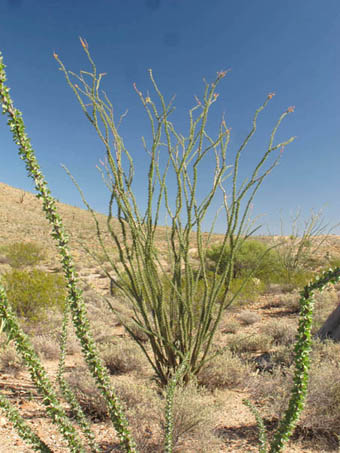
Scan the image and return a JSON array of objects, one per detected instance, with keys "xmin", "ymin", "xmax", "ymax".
[{"xmin": 53, "ymin": 37, "xmax": 295, "ymax": 386}]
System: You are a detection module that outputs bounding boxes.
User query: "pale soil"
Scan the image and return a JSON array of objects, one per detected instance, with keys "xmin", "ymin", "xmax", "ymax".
[{"xmin": 1, "ymin": 182, "xmax": 340, "ymax": 452}]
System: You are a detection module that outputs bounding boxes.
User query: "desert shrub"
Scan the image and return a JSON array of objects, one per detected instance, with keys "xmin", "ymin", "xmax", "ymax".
[
  {"xmin": 114, "ymin": 379, "xmax": 163, "ymax": 452},
  {"xmin": 237, "ymin": 310, "xmax": 261, "ymax": 325},
  {"xmin": 248, "ymin": 365, "xmax": 294, "ymax": 420},
  {"xmin": 327, "ymin": 255, "xmax": 340, "ymax": 270},
  {"xmin": 273, "ymin": 268, "xmax": 314, "ymax": 291},
  {"xmin": 300, "ymin": 358, "xmax": 340, "ymax": 434},
  {"xmin": 227, "ymin": 276, "xmax": 266, "ymax": 306},
  {"xmin": 164, "ymin": 381, "xmax": 224, "ymax": 452},
  {"xmin": 0, "ymin": 255, "xmax": 10, "ymax": 265},
  {"xmin": 124, "ymin": 319, "xmax": 149, "ymax": 343},
  {"xmin": 311, "ymin": 285, "xmax": 338, "ymax": 334},
  {"xmin": 250, "ymin": 340, "xmax": 340, "ymax": 437},
  {"xmin": 227, "ymin": 332, "xmax": 272, "ymax": 354},
  {"xmin": 272, "ymin": 209, "xmax": 336, "ymax": 279},
  {"xmin": 100, "ymin": 340, "xmax": 146, "ymax": 375},
  {"xmin": 219, "ymin": 318, "xmax": 240, "ymax": 334},
  {"xmin": 0, "ymin": 344, "xmax": 25, "ymax": 374},
  {"xmin": 3, "ymin": 241, "xmax": 46, "ymax": 268},
  {"xmin": 197, "ymin": 348, "xmax": 251, "ymax": 390},
  {"xmin": 278, "ymin": 291, "xmax": 301, "ymax": 312},
  {"xmin": 270, "ymin": 345, "xmax": 295, "ymax": 368},
  {"xmin": 310, "ymin": 338, "xmax": 340, "ymax": 364},
  {"xmin": 206, "ymin": 239, "xmax": 282, "ymax": 285},
  {"xmin": 66, "ymin": 367, "xmax": 109, "ymax": 421},
  {"xmin": 2, "ymin": 269, "xmax": 67, "ymax": 323},
  {"xmin": 262, "ymin": 319, "xmax": 297, "ymax": 345},
  {"xmin": 30, "ymin": 335, "xmax": 59, "ymax": 360}
]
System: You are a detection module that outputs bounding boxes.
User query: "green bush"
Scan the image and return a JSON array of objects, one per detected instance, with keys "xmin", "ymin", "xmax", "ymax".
[
  {"xmin": 228, "ymin": 276, "xmax": 266, "ymax": 305},
  {"xmin": 2, "ymin": 269, "xmax": 67, "ymax": 323},
  {"xmin": 207, "ymin": 239, "xmax": 282, "ymax": 285},
  {"xmin": 3, "ymin": 241, "xmax": 46, "ymax": 268},
  {"xmin": 273, "ymin": 268, "xmax": 314, "ymax": 291}
]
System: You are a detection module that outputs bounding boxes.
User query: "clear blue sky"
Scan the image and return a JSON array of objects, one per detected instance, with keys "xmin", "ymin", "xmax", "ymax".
[{"xmin": 1, "ymin": 0, "xmax": 339, "ymax": 235}]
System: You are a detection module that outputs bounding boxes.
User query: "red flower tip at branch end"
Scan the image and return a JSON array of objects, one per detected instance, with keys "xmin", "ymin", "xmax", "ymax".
[
  {"xmin": 217, "ymin": 69, "xmax": 231, "ymax": 79},
  {"xmin": 213, "ymin": 93, "xmax": 219, "ymax": 99},
  {"xmin": 287, "ymin": 105, "xmax": 295, "ymax": 113},
  {"xmin": 79, "ymin": 37, "xmax": 88, "ymax": 50},
  {"xmin": 133, "ymin": 82, "xmax": 142, "ymax": 96},
  {"xmin": 267, "ymin": 92, "xmax": 275, "ymax": 100},
  {"xmin": 194, "ymin": 95, "xmax": 202, "ymax": 106},
  {"xmin": 280, "ymin": 145, "xmax": 285, "ymax": 154},
  {"xmin": 53, "ymin": 52, "xmax": 58, "ymax": 60}
]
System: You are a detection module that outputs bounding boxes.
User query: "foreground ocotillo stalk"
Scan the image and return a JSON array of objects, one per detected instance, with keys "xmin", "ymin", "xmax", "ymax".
[
  {"xmin": 0, "ymin": 50, "xmax": 138, "ymax": 453},
  {"xmin": 0, "ymin": 285, "xmax": 87, "ymax": 452},
  {"xmin": 268, "ymin": 266, "xmax": 340, "ymax": 452},
  {"xmin": 244, "ymin": 266, "xmax": 340, "ymax": 453}
]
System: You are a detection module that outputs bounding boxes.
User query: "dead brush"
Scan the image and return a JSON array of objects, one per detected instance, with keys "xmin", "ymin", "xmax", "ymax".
[
  {"xmin": 163, "ymin": 381, "xmax": 224, "ymax": 453},
  {"xmin": 65, "ymin": 367, "xmax": 109, "ymax": 421},
  {"xmin": 262, "ymin": 320, "xmax": 297, "ymax": 346},
  {"xmin": 227, "ymin": 332, "xmax": 273, "ymax": 354},
  {"xmin": 197, "ymin": 347, "xmax": 251, "ymax": 390},
  {"xmin": 238, "ymin": 310, "xmax": 261, "ymax": 325},
  {"xmin": 0, "ymin": 344, "xmax": 24, "ymax": 375},
  {"xmin": 100, "ymin": 340, "xmax": 146, "ymax": 375},
  {"xmin": 30, "ymin": 335, "xmax": 60, "ymax": 360}
]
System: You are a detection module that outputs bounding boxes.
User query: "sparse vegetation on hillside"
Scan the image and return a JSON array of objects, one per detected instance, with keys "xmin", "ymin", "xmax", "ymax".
[
  {"xmin": 2, "ymin": 268, "xmax": 67, "ymax": 323},
  {"xmin": 1, "ymin": 241, "xmax": 46, "ymax": 269}
]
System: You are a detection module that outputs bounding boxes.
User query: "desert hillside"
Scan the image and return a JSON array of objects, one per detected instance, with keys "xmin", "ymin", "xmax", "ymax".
[{"xmin": 0, "ymin": 181, "xmax": 340, "ymax": 452}]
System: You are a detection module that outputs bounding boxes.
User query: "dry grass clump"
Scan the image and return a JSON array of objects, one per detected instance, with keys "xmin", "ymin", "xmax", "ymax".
[
  {"xmin": 227, "ymin": 332, "xmax": 272, "ymax": 353},
  {"xmin": 82, "ymin": 288, "xmax": 116, "ymax": 323},
  {"xmin": 310, "ymin": 338, "xmax": 340, "ymax": 364},
  {"xmin": 278, "ymin": 291, "xmax": 300, "ymax": 312},
  {"xmin": 65, "ymin": 331, "xmax": 82, "ymax": 355},
  {"xmin": 90, "ymin": 322, "xmax": 118, "ymax": 345},
  {"xmin": 166, "ymin": 381, "xmax": 224, "ymax": 453},
  {"xmin": 66, "ymin": 367, "xmax": 109, "ymax": 420},
  {"xmin": 197, "ymin": 348, "xmax": 251, "ymax": 390},
  {"xmin": 219, "ymin": 318, "xmax": 240, "ymax": 334},
  {"xmin": 113, "ymin": 379, "xmax": 163, "ymax": 452},
  {"xmin": 300, "ymin": 352, "xmax": 340, "ymax": 434},
  {"xmin": 247, "ymin": 365, "xmax": 294, "ymax": 421},
  {"xmin": 270, "ymin": 344, "xmax": 295, "ymax": 368},
  {"xmin": 0, "ymin": 255, "xmax": 10, "ymax": 265},
  {"xmin": 312, "ymin": 286, "xmax": 338, "ymax": 334},
  {"xmin": 0, "ymin": 344, "xmax": 25, "ymax": 375},
  {"xmin": 249, "ymin": 339, "xmax": 340, "ymax": 440},
  {"xmin": 265, "ymin": 283, "xmax": 288, "ymax": 295},
  {"xmin": 262, "ymin": 319, "xmax": 297, "ymax": 345},
  {"xmin": 19, "ymin": 310, "xmax": 64, "ymax": 336},
  {"xmin": 124, "ymin": 319, "xmax": 150, "ymax": 343},
  {"xmin": 237, "ymin": 310, "xmax": 261, "ymax": 325},
  {"xmin": 100, "ymin": 339, "xmax": 147, "ymax": 375},
  {"xmin": 65, "ymin": 368, "xmax": 223, "ymax": 452},
  {"xmin": 31, "ymin": 334, "xmax": 60, "ymax": 360}
]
